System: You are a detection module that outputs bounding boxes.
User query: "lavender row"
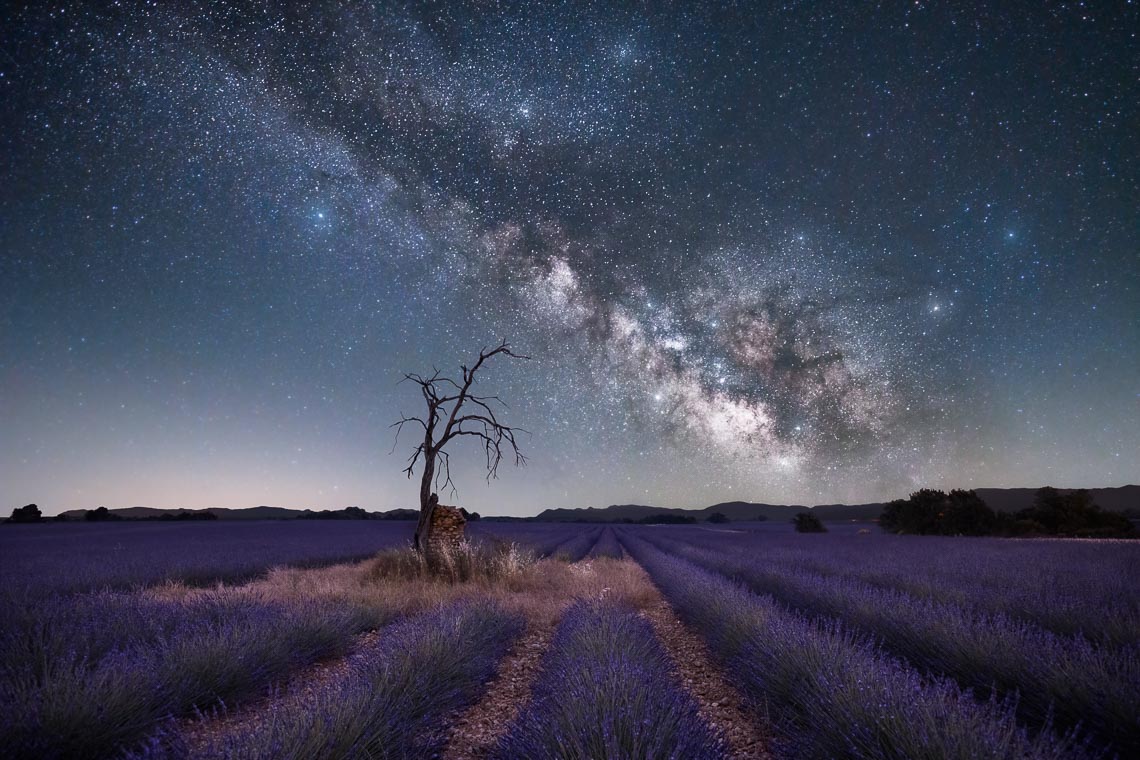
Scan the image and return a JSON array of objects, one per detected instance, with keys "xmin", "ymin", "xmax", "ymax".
[
  {"xmin": 664, "ymin": 527, "xmax": 1140, "ymax": 647},
  {"xmin": 0, "ymin": 591, "xmax": 384, "ymax": 759},
  {"xmin": 586, "ymin": 526, "xmax": 624, "ymax": 558},
  {"xmin": 620, "ymin": 533, "xmax": 1082, "ymax": 760},
  {"xmin": 0, "ymin": 520, "xmax": 413, "ymax": 597},
  {"xmin": 187, "ymin": 600, "xmax": 523, "ymax": 760},
  {"xmin": 494, "ymin": 598, "xmax": 725, "ymax": 759},
  {"xmin": 545, "ymin": 526, "xmax": 602, "ymax": 561},
  {"xmin": 647, "ymin": 531, "xmax": 1139, "ymax": 753},
  {"xmin": 468, "ymin": 522, "xmax": 599, "ymax": 558},
  {"xmin": 805, "ymin": 556, "xmax": 1140, "ymax": 650}
]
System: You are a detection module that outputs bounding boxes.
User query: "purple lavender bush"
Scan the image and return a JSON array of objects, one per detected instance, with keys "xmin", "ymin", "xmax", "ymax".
[
  {"xmin": 0, "ymin": 520, "xmax": 413, "ymax": 597},
  {"xmin": 0, "ymin": 592, "xmax": 383, "ymax": 759},
  {"xmin": 190, "ymin": 600, "xmax": 523, "ymax": 760},
  {"xmin": 469, "ymin": 523, "xmax": 600, "ymax": 559},
  {"xmin": 621, "ymin": 534, "xmax": 1085, "ymax": 760},
  {"xmin": 661, "ymin": 526, "xmax": 1140, "ymax": 649},
  {"xmin": 546, "ymin": 526, "xmax": 602, "ymax": 561},
  {"xmin": 586, "ymin": 526, "xmax": 624, "ymax": 558},
  {"xmin": 644, "ymin": 531, "xmax": 1139, "ymax": 754},
  {"xmin": 494, "ymin": 598, "xmax": 725, "ymax": 760}
]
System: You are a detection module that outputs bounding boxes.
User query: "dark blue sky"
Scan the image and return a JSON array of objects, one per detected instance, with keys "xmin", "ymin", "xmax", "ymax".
[{"xmin": 2, "ymin": 1, "xmax": 1136, "ymax": 516}]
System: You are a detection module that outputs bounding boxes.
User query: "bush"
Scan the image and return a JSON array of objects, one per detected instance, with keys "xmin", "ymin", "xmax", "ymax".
[
  {"xmin": 195, "ymin": 601, "xmax": 523, "ymax": 760},
  {"xmin": 706, "ymin": 512, "xmax": 730, "ymax": 524},
  {"xmin": 881, "ymin": 487, "xmax": 1135, "ymax": 538},
  {"xmin": 494, "ymin": 599, "xmax": 723, "ymax": 759},
  {"xmin": 879, "ymin": 489, "xmax": 997, "ymax": 536},
  {"xmin": 1014, "ymin": 488, "xmax": 1136, "ymax": 538},
  {"xmin": 622, "ymin": 536, "xmax": 1081, "ymax": 759},
  {"xmin": 792, "ymin": 513, "xmax": 827, "ymax": 533},
  {"xmin": 6, "ymin": 504, "xmax": 41, "ymax": 524}
]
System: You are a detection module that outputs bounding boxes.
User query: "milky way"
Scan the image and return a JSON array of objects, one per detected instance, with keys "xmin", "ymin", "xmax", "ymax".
[{"xmin": 2, "ymin": 2, "xmax": 1136, "ymax": 514}]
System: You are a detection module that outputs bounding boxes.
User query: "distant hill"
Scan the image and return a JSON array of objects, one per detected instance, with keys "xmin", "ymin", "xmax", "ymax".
[
  {"xmin": 532, "ymin": 486, "xmax": 1138, "ymax": 523},
  {"xmin": 42, "ymin": 485, "xmax": 1139, "ymax": 523},
  {"xmin": 809, "ymin": 502, "xmax": 889, "ymax": 521},
  {"xmin": 532, "ymin": 501, "xmax": 803, "ymax": 523},
  {"xmin": 533, "ymin": 500, "xmax": 884, "ymax": 523},
  {"xmin": 55, "ymin": 505, "xmax": 416, "ymax": 521}
]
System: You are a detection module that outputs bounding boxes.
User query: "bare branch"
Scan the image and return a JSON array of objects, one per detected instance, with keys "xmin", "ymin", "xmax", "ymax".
[
  {"xmin": 434, "ymin": 449, "xmax": 458, "ymax": 497},
  {"xmin": 389, "ymin": 414, "xmax": 428, "ymax": 454},
  {"xmin": 393, "ymin": 340, "xmax": 531, "ymax": 549},
  {"xmin": 401, "ymin": 443, "xmax": 425, "ymax": 478}
]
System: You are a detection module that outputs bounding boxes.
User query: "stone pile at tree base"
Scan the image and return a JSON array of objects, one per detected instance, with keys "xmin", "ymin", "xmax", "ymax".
[{"xmin": 428, "ymin": 504, "xmax": 467, "ymax": 550}]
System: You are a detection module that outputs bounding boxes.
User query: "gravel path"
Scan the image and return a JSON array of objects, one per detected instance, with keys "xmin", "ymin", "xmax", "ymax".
[
  {"xmin": 168, "ymin": 555, "xmax": 769, "ymax": 759},
  {"xmin": 441, "ymin": 558, "xmax": 771, "ymax": 760},
  {"xmin": 440, "ymin": 620, "xmax": 559, "ymax": 759},
  {"xmin": 639, "ymin": 597, "xmax": 773, "ymax": 759}
]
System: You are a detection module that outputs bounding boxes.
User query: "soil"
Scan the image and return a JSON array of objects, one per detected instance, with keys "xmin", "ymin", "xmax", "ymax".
[
  {"xmin": 439, "ymin": 621, "xmax": 558, "ymax": 759},
  {"xmin": 639, "ymin": 596, "xmax": 773, "ymax": 759},
  {"xmin": 440, "ymin": 559, "xmax": 771, "ymax": 760},
  {"xmin": 172, "ymin": 556, "xmax": 770, "ymax": 759}
]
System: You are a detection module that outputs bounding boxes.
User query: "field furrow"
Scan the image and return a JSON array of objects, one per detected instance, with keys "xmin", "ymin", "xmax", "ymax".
[
  {"xmin": 0, "ymin": 590, "xmax": 383, "ymax": 759},
  {"xmin": 637, "ymin": 593, "xmax": 771, "ymax": 758},
  {"xmin": 188, "ymin": 600, "xmax": 523, "ymax": 760},
  {"xmin": 666, "ymin": 529, "xmax": 1140, "ymax": 648},
  {"xmin": 493, "ymin": 597, "xmax": 727, "ymax": 759},
  {"xmin": 441, "ymin": 618, "xmax": 561, "ymax": 760},
  {"xmin": 646, "ymin": 531, "xmax": 1139, "ymax": 754},
  {"xmin": 622, "ymin": 533, "xmax": 1084, "ymax": 760}
]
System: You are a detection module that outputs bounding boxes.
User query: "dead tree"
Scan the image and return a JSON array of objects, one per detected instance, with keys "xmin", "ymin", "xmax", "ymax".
[{"xmin": 392, "ymin": 341, "xmax": 528, "ymax": 551}]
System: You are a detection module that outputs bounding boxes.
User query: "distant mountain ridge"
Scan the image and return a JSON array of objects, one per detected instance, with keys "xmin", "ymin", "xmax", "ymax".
[
  {"xmin": 532, "ymin": 501, "xmax": 885, "ymax": 522},
  {"xmin": 534, "ymin": 485, "xmax": 1140, "ymax": 523},
  {"xmin": 55, "ymin": 505, "xmax": 417, "ymax": 521},
  {"xmin": 46, "ymin": 485, "xmax": 1139, "ymax": 522}
]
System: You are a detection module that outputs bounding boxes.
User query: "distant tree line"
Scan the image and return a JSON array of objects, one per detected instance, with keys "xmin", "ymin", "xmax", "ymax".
[{"xmin": 880, "ymin": 487, "xmax": 1136, "ymax": 538}]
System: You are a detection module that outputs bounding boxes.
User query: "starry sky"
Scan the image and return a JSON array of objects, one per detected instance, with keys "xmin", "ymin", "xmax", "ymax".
[{"xmin": 2, "ymin": 1, "xmax": 1137, "ymax": 517}]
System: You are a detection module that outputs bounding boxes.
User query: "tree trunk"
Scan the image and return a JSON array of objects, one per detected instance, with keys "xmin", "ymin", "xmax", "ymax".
[{"xmin": 412, "ymin": 453, "xmax": 436, "ymax": 551}]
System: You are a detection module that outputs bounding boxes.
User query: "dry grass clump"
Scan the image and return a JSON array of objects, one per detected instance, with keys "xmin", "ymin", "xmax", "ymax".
[
  {"xmin": 364, "ymin": 540, "xmax": 535, "ymax": 586},
  {"xmin": 144, "ymin": 544, "xmax": 657, "ymax": 634}
]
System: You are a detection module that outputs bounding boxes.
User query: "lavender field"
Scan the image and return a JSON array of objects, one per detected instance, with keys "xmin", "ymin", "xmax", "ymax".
[{"xmin": 1, "ymin": 520, "xmax": 1136, "ymax": 759}]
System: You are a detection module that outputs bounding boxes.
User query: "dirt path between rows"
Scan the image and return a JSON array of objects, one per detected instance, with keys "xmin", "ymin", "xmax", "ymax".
[
  {"xmin": 638, "ymin": 596, "xmax": 773, "ymax": 758},
  {"xmin": 440, "ymin": 619, "xmax": 559, "ymax": 759},
  {"xmin": 440, "ymin": 558, "xmax": 771, "ymax": 760},
  {"xmin": 164, "ymin": 554, "xmax": 768, "ymax": 759}
]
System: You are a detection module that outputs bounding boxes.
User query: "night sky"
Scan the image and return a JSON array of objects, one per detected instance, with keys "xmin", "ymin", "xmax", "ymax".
[{"xmin": 2, "ymin": 2, "xmax": 1137, "ymax": 517}]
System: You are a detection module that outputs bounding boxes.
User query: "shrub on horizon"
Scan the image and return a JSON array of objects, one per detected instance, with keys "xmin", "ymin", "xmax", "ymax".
[
  {"xmin": 881, "ymin": 486, "xmax": 1135, "ymax": 538},
  {"xmin": 5, "ymin": 504, "xmax": 41, "ymax": 524},
  {"xmin": 792, "ymin": 512, "xmax": 827, "ymax": 533},
  {"xmin": 880, "ymin": 489, "xmax": 999, "ymax": 536}
]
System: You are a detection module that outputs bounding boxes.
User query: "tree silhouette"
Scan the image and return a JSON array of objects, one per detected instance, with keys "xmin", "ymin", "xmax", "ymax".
[
  {"xmin": 792, "ymin": 512, "xmax": 827, "ymax": 533},
  {"xmin": 393, "ymin": 341, "xmax": 528, "ymax": 551},
  {"xmin": 7, "ymin": 504, "xmax": 41, "ymax": 523}
]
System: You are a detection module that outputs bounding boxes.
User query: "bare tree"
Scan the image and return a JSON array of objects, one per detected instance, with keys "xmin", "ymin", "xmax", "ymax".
[{"xmin": 392, "ymin": 341, "xmax": 528, "ymax": 551}]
